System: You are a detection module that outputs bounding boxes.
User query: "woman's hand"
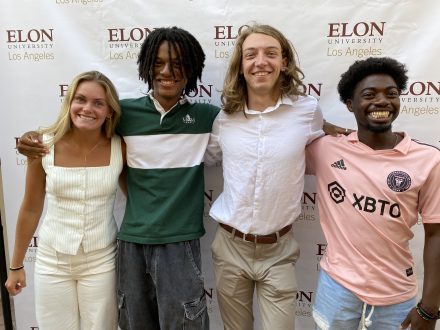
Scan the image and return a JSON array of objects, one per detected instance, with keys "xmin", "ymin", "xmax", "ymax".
[{"xmin": 5, "ymin": 268, "xmax": 26, "ymax": 296}]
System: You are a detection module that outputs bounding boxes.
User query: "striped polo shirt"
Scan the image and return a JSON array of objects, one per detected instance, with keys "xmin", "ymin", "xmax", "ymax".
[{"xmin": 117, "ymin": 95, "xmax": 219, "ymax": 244}]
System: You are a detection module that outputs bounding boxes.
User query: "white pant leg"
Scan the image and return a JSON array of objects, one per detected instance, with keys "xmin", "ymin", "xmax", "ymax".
[
  {"xmin": 34, "ymin": 243, "xmax": 80, "ymax": 330},
  {"xmin": 75, "ymin": 244, "xmax": 117, "ymax": 329},
  {"xmin": 34, "ymin": 272, "xmax": 80, "ymax": 330},
  {"xmin": 34, "ymin": 243, "xmax": 117, "ymax": 329},
  {"xmin": 77, "ymin": 269, "xmax": 117, "ymax": 330}
]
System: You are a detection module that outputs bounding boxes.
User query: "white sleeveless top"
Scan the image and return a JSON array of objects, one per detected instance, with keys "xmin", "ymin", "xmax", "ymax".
[{"xmin": 40, "ymin": 134, "xmax": 123, "ymax": 255}]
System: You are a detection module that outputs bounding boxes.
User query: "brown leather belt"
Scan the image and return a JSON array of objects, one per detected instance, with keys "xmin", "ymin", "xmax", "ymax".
[{"xmin": 219, "ymin": 223, "xmax": 292, "ymax": 244}]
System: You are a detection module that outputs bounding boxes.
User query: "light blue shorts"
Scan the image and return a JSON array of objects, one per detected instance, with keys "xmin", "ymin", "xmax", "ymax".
[{"xmin": 312, "ymin": 270, "xmax": 416, "ymax": 330}]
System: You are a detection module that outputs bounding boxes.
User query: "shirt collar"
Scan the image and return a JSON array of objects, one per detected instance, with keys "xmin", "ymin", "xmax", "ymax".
[
  {"xmin": 244, "ymin": 94, "xmax": 295, "ymax": 114},
  {"xmin": 148, "ymin": 90, "xmax": 188, "ymax": 114},
  {"xmin": 347, "ymin": 131, "xmax": 411, "ymax": 154}
]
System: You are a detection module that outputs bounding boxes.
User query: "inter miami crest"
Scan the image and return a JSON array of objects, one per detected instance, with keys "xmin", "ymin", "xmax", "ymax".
[{"xmin": 387, "ymin": 171, "xmax": 411, "ymax": 192}]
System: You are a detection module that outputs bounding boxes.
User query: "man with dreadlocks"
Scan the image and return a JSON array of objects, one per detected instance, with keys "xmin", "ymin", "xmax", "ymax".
[
  {"xmin": 17, "ymin": 27, "xmax": 218, "ymax": 330},
  {"xmin": 114, "ymin": 26, "xmax": 218, "ymax": 330}
]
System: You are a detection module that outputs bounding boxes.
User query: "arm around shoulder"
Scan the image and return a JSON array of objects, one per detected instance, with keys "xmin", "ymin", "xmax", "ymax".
[
  {"xmin": 17, "ymin": 131, "xmax": 48, "ymax": 158},
  {"xmin": 322, "ymin": 119, "xmax": 355, "ymax": 136}
]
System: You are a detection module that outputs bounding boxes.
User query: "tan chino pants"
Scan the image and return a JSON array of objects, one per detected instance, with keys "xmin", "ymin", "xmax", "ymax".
[{"xmin": 211, "ymin": 225, "xmax": 300, "ymax": 330}]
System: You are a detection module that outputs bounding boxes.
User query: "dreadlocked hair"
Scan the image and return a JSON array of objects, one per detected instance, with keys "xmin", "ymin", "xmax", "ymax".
[{"xmin": 137, "ymin": 26, "xmax": 206, "ymax": 95}]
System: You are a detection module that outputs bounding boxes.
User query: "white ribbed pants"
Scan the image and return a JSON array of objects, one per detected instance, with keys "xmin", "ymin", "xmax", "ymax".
[{"xmin": 34, "ymin": 243, "xmax": 117, "ymax": 330}]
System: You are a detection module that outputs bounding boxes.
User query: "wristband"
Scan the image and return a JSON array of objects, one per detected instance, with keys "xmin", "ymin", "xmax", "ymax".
[
  {"xmin": 416, "ymin": 302, "xmax": 440, "ymax": 321},
  {"xmin": 9, "ymin": 265, "xmax": 24, "ymax": 271}
]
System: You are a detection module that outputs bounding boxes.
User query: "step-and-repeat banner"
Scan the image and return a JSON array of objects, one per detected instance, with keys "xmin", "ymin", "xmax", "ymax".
[{"xmin": 1, "ymin": 1, "xmax": 439, "ymax": 329}]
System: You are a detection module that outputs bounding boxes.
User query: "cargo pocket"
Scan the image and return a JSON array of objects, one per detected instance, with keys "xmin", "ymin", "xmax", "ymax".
[
  {"xmin": 117, "ymin": 290, "xmax": 129, "ymax": 329},
  {"xmin": 183, "ymin": 294, "xmax": 208, "ymax": 330}
]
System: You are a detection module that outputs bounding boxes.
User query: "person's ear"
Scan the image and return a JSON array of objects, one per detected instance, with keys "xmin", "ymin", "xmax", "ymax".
[
  {"xmin": 346, "ymin": 99, "xmax": 354, "ymax": 113},
  {"xmin": 281, "ymin": 57, "xmax": 288, "ymax": 71}
]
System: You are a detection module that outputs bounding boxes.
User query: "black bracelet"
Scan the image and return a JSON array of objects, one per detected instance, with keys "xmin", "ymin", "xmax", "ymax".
[
  {"xmin": 9, "ymin": 265, "xmax": 24, "ymax": 271},
  {"xmin": 416, "ymin": 305, "xmax": 431, "ymax": 321},
  {"xmin": 416, "ymin": 302, "xmax": 440, "ymax": 320}
]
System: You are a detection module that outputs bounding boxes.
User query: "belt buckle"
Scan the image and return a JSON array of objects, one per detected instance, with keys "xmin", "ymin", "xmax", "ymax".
[{"xmin": 243, "ymin": 233, "xmax": 258, "ymax": 243}]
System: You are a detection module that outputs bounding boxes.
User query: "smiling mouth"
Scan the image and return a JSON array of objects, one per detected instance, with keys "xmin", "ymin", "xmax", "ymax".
[
  {"xmin": 369, "ymin": 111, "xmax": 391, "ymax": 119},
  {"xmin": 253, "ymin": 72, "xmax": 270, "ymax": 76},
  {"xmin": 78, "ymin": 114, "xmax": 95, "ymax": 121},
  {"xmin": 158, "ymin": 79, "xmax": 178, "ymax": 86}
]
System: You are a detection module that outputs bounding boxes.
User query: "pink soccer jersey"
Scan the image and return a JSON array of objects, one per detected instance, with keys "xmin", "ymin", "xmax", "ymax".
[{"xmin": 306, "ymin": 132, "xmax": 440, "ymax": 305}]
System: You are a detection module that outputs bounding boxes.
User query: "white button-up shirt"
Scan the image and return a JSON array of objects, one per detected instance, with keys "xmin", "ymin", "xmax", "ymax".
[{"xmin": 206, "ymin": 95, "xmax": 323, "ymax": 235}]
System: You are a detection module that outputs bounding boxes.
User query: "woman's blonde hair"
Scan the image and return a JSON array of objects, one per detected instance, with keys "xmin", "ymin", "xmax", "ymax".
[
  {"xmin": 40, "ymin": 70, "xmax": 120, "ymax": 146},
  {"xmin": 221, "ymin": 24, "xmax": 306, "ymax": 114}
]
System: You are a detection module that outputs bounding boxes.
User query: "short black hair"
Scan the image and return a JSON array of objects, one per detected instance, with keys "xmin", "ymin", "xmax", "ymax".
[
  {"xmin": 337, "ymin": 57, "xmax": 408, "ymax": 103},
  {"xmin": 137, "ymin": 26, "xmax": 206, "ymax": 95}
]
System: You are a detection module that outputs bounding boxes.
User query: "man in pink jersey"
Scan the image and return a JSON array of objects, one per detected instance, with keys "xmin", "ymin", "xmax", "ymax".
[{"xmin": 306, "ymin": 57, "xmax": 440, "ymax": 330}]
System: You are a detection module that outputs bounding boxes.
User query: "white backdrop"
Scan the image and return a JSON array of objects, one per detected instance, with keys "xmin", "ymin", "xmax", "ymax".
[{"xmin": 1, "ymin": 0, "xmax": 439, "ymax": 329}]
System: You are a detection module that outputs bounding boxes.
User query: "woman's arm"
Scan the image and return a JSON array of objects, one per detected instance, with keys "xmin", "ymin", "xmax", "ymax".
[{"xmin": 5, "ymin": 158, "xmax": 46, "ymax": 296}]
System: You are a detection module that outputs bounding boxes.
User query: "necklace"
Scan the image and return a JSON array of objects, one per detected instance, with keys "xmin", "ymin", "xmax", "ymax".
[
  {"xmin": 70, "ymin": 139, "xmax": 102, "ymax": 166},
  {"xmin": 83, "ymin": 141, "xmax": 102, "ymax": 165}
]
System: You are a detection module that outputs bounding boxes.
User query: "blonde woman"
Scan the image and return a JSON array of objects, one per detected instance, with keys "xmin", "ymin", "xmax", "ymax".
[{"xmin": 5, "ymin": 71, "xmax": 125, "ymax": 329}]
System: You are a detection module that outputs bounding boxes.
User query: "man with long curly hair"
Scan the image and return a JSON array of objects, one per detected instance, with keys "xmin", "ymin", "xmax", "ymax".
[{"xmin": 205, "ymin": 24, "xmax": 324, "ymax": 329}]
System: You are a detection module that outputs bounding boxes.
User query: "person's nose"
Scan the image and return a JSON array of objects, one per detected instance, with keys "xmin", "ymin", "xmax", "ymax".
[
  {"xmin": 82, "ymin": 101, "xmax": 93, "ymax": 112},
  {"xmin": 374, "ymin": 93, "xmax": 391, "ymax": 107},
  {"xmin": 161, "ymin": 62, "xmax": 172, "ymax": 76},
  {"xmin": 255, "ymin": 52, "xmax": 267, "ymax": 67}
]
